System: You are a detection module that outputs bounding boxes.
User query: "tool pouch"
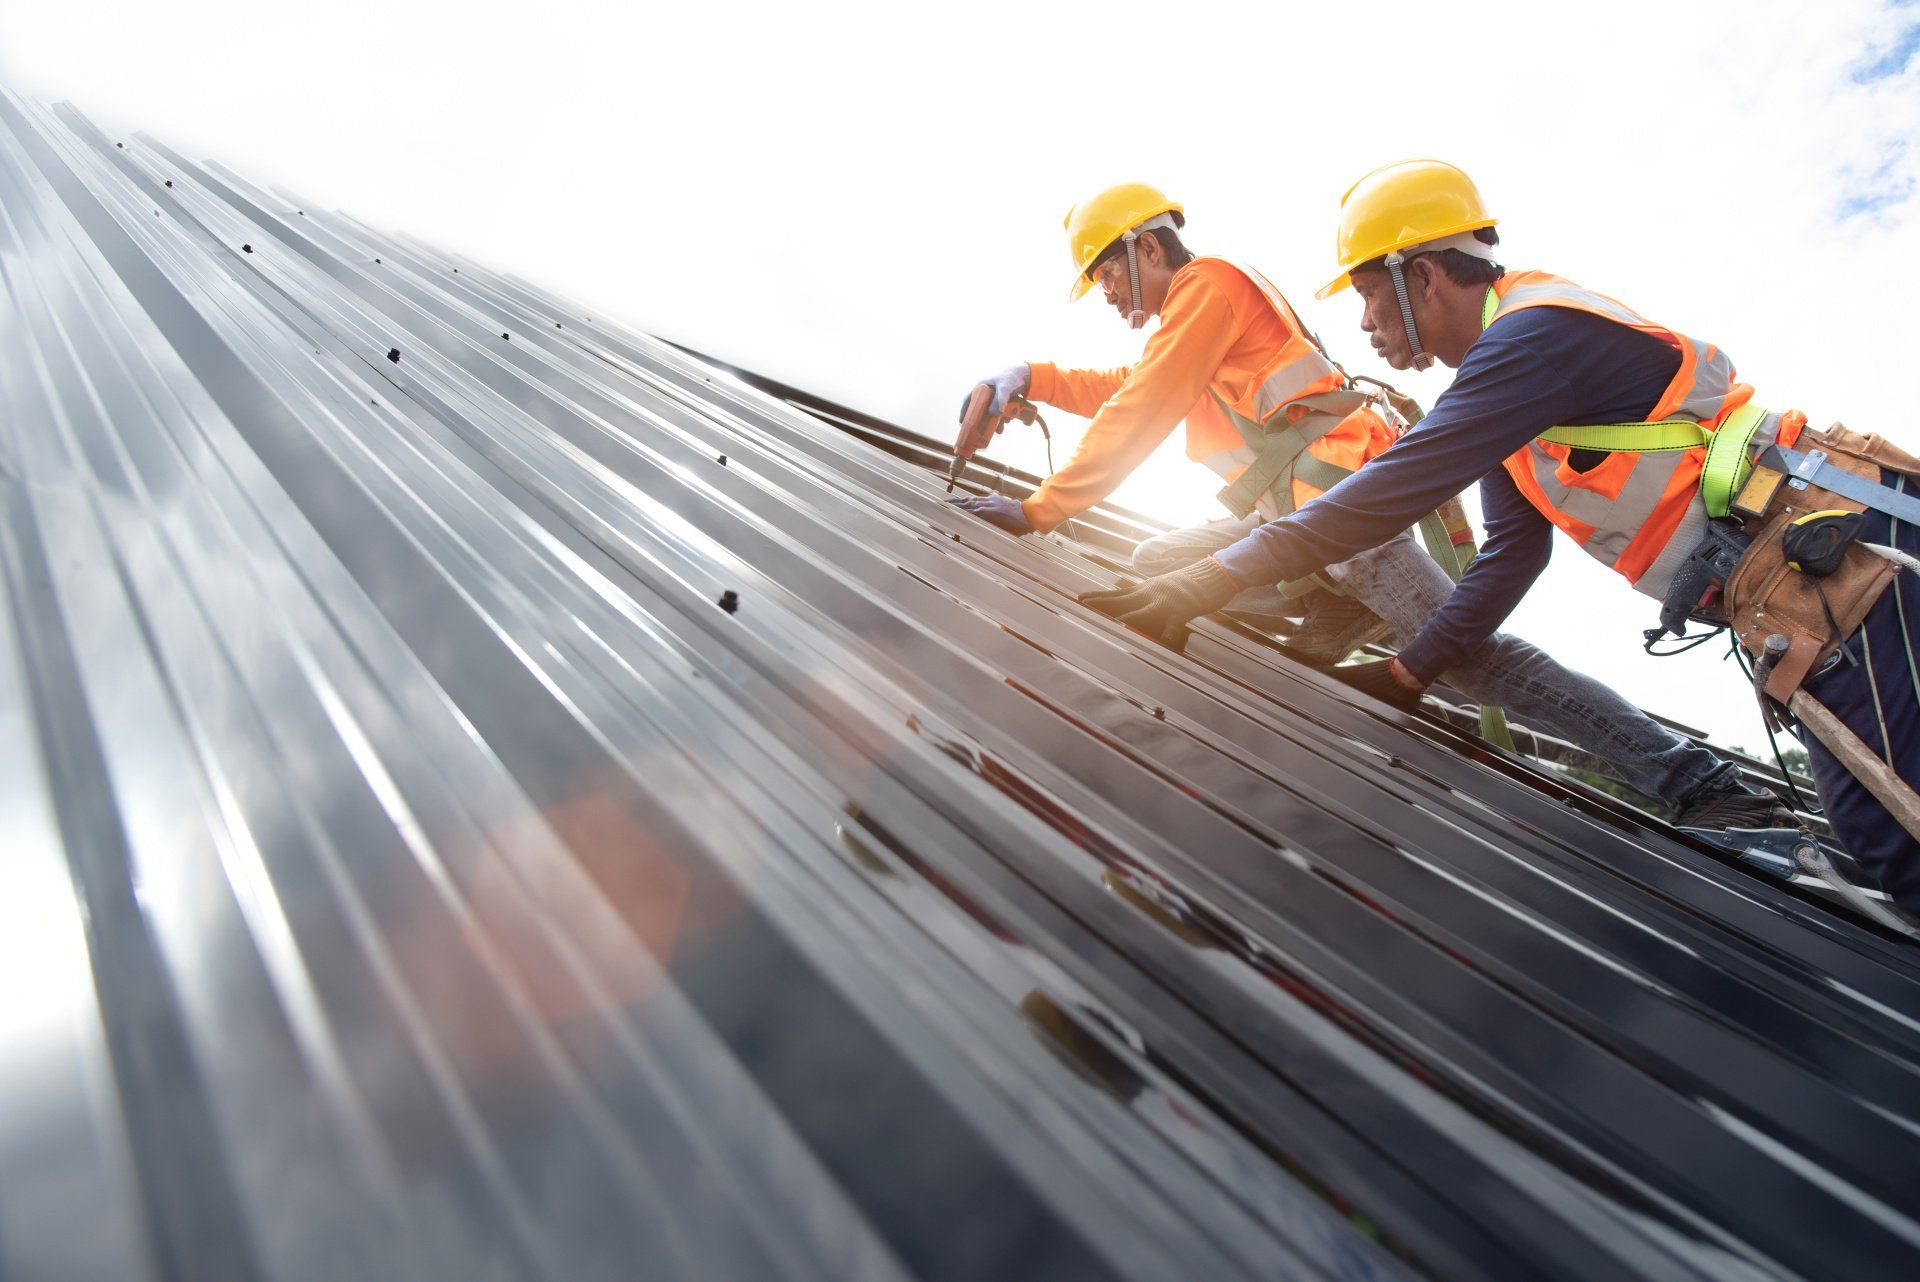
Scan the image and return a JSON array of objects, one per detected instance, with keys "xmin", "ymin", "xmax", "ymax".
[{"xmin": 1723, "ymin": 422, "xmax": 1910, "ymax": 700}]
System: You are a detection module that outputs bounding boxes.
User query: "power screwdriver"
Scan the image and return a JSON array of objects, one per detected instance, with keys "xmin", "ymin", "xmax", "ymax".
[{"xmin": 946, "ymin": 388, "xmax": 1044, "ymax": 491}]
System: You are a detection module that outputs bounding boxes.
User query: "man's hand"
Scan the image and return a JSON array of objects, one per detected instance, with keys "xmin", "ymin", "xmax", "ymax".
[
  {"xmin": 1332, "ymin": 657, "xmax": 1428, "ymax": 710},
  {"xmin": 948, "ymin": 493, "xmax": 1034, "ymax": 535},
  {"xmin": 1076, "ymin": 558, "xmax": 1240, "ymax": 651},
  {"xmin": 957, "ymin": 364, "xmax": 1032, "ymax": 428}
]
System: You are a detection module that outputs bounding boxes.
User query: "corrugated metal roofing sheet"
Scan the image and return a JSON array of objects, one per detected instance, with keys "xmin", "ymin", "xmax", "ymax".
[{"xmin": 4, "ymin": 91, "xmax": 1920, "ymax": 1281}]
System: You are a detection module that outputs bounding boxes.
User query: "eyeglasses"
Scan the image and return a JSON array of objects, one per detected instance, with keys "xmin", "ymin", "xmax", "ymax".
[{"xmin": 1089, "ymin": 253, "xmax": 1131, "ymax": 293}]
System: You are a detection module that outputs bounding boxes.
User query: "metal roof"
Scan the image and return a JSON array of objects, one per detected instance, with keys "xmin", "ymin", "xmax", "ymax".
[{"xmin": 4, "ymin": 91, "xmax": 1920, "ymax": 1281}]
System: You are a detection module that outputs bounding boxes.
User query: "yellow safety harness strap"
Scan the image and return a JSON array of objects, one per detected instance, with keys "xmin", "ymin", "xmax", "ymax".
[
  {"xmin": 1482, "ymin": 287, "xmax": 1767, "ymax": 518},
  {"xmin": 1526, "ymin": 406, "xmax": 1767, "ymax": 517},
  {"xmin": 1536, "ymin": 420, "xmax": 1708, "ymax": 452},
  {"xmin": 1699, "ymin": 404, "xmax": 1767, "ymax": 518}
]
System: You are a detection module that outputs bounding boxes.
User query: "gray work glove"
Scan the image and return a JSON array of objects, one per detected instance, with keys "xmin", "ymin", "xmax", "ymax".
[
  {"xmin": 1077, "ymin": 558, "xmax": 1240, "ymax": 652},
  {"xmin": 958, "ymin": 364, "xmax": 1032, "ymax": 425},
  {"xmin": 947, "ymin": 493, "xmax": 1033, "ymax": 535}
]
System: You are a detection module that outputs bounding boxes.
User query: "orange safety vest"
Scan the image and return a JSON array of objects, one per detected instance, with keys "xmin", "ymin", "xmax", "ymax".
[
  {"xmin": 1185, "ymin": 260, "xmax": 1398, "ymax": 521},
  {"xmin": 1488, "ymin": 271, "xmax": 1806, "ymax": 599}
]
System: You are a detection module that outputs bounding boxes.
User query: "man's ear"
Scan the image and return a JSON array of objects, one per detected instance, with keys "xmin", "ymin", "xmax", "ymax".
[
  {"xmin": 1409, "ymin": 255, "xmax": 1441, "ymax": 302},
  {"xmin": 1138, "ymin": 231, "xmax": 1165, "ymax": 267}
]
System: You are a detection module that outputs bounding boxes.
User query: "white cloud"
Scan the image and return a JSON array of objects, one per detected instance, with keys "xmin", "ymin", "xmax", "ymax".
[{"xmin": 5, "ymin": 0, "xmax": 1915, "ymax": 749}]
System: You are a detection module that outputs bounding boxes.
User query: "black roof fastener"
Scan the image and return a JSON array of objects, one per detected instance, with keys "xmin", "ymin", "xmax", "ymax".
[
  {"xmin": 374, "ymin": 257, "xmax": 381, "ymax": 264},
  {"xmin": 115, "ymin": 142, "xmax": 123, "ymax": 148},
  {"xmin": 1153, "ymin": 707, "xmax": 1166, "ymax": 720},
  {"xmin": 164, "ymin": 179, "xmax": 172, "ymax": 188},
  {"xmin": 501, "ymin": 333, "xmax": 510, "ymax": 340},
  {"xmin": 241, "ymin": 244, "xmax": 253, "ymax": 253},
  {"xmin": 717, "ymin": 590, "xmax": 740, "ymax": 614},
  {"xmin": 386, "ymin": 348, "xmax": 401, "ymax": 364},
  {"xmin": 717, "ymin": 454, "xmax": 727, "ymax": 466}
]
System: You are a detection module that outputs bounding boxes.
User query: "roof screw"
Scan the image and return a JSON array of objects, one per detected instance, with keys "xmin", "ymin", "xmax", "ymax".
[
  {"xmin": 501, "ymin": 332, "xmax": 510, "ymax": 340},
  {"xmin": 241, "ymin": 244, "xmax": 253, "ymax": 253},
  {"xmin": 716, "ymin": 454, "xmax": 727, "ymax": 466},
  {"xmin": 387, "ymin": 348, "xmax": 401, "ymax": 363},
  {"xmin": 374, "ymin": 257, "xmax": 382, "ymax": 264},
  {"xmin": 164, "ymin": 179, "xmax": 173, "ymax": 188},
  {"xmin": 555, "ymin": 322, "xmax": 563, "ymax": 329},
  {"xmin": 717, "ymin": 590, "xmax": 740, "ymax": 614},
  {"xmin": 116, "ymin": 142, "xmax": 123, "ymax": 148},
  {"xmin": 1153, "ymin": 707, "xmax": 1165, "ymax": 720}
]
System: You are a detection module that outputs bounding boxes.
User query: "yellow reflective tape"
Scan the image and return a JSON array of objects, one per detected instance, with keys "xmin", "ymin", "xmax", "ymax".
[{"xmin": 1536, "ymin": 420, "xmax": 1710, "ymax": 452}]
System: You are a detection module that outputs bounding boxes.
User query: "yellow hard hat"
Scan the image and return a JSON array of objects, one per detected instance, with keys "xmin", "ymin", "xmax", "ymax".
[
  {"xmin": 1064, "ymin": 183, "xmax": 1185, "ymax": 301},
  {"xmin": 1316, "ymin": 160, "xmax": 1496, "ymax": 299}
]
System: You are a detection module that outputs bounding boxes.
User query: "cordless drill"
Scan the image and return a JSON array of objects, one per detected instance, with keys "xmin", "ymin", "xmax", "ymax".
[{"xmin": 946, "ymin": 387, "xmax": 1041, "ymax": 491}]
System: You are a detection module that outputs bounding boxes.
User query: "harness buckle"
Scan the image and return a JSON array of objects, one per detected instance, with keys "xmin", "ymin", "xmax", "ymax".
[{"xmin": 1787, "ymin": 448, "xmax": 1827, "ymax": 490}]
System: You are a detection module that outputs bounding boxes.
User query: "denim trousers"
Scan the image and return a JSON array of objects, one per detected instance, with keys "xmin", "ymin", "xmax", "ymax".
[
  {"xmin": 1802, "ymin": 511, "xmax": 1920, "ymax": 909},
  {"xmin": 1132, "ymin": 520, "xmax": 1745, "ymax": 808}
]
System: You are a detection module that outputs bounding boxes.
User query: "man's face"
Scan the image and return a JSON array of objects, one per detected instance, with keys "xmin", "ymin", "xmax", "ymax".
[
  {"xmin": 1090, "ymin": 236, "xmax": 1172, "ymax": 328},
  {"xmin": 1351, "ymin": 270, "xmax": 1415, "ymax": 370}
]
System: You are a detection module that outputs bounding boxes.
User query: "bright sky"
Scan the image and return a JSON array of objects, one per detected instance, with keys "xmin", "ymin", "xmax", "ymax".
[{"xmin": 6, "ymin": 0, "xmax": 1917, "ymax": 750}]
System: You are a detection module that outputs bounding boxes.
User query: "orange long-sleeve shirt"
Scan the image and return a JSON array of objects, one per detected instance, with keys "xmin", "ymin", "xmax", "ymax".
[{"xmin": 1020, "ymin": 259, "xmax": 1298, "ymax": 533}]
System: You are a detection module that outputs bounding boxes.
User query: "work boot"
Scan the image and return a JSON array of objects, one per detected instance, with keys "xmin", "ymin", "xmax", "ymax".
[
  {"xmin": 1273, "ymin": 589, "xmax": 1393, "ymax": 666},
  {"xmin": 1673, "ymin": 784, "xmax": 1920, "ymax": 939},
  {"xmin": 1673, "ymin": 783, "xmax": 1804, "ymax": 834},
  {"xmin": 1673, "ymin": 783, "xmax": 1820, "ymax": 880}
]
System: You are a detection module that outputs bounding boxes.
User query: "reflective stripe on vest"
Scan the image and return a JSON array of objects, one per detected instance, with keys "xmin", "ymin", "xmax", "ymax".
[
  {"xmin": 1231, "ymin": 260, "xmax": 1347, "ymax": 418},
  {"xmin": 1484, "ymin": 272, "xmax": 1788, "ymax": 600},
  {"xmin": 1186, "ymin": 260, "xmax": 1386, "ymax": 520}
]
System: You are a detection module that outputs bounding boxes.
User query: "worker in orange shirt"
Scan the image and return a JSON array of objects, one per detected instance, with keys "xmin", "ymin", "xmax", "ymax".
[
  {"xmin": 955, "ymin": 183, "xmax": 1802, "ymax": 845},
  {"xmin": 950, "ymin": 183, "xmax": 1395, "ymax": 659}
]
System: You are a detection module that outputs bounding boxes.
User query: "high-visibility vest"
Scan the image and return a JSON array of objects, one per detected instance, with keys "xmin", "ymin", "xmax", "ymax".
[
  {"xmin": 1184, "ymin": 259, "xmax": 1397, "ymax": 521},
  {"xmin": 1488, "ymin": 271, "xmax": 1807, "ymax": 600}
]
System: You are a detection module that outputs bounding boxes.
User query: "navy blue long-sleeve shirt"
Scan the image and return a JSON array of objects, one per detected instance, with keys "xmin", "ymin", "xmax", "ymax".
[{"xmin": 1212, "ymin": 305, "xmax": 1684, "ymax": 682}]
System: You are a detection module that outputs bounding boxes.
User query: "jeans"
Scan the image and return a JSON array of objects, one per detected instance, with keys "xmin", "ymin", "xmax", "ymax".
[
  {"xmin": 1135, "ymin": 522, "xmax": 1745, "ymax": 809},
  {"xmin": 1802, "ymin": 511, "xmax": 1920, "ymax": 911}
]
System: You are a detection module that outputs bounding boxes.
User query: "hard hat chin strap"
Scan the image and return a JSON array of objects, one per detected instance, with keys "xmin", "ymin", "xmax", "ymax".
[
  {"xmin": 1385, "ymin": 250, "xmax": 1436, "ymax": 371},
  {"xmin": 1123, "ymin": 229, "xmax": 1146, "ymax": 330}
]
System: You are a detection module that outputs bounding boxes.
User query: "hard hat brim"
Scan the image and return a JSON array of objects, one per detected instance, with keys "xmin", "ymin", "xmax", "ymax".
[
  {"xmin": 1064, "ymin": 195, "xmax": 1183, "ymax": 303},
  {"xmin": 1316, "ymin": 216, "xmax": 1498, "ymax": 302},
  {"xmin": 1315, "ymin": 271, "xmax": 1353, "ymax": 301}
]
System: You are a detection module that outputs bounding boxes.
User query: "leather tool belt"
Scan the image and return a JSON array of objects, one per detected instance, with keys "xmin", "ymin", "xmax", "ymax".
[{"xmin": 1720, "ymin": 424, "xmax": 1920, "ymax": 700}]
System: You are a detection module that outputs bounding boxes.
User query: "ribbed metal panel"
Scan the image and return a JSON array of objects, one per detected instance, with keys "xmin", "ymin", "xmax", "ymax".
[{"xmin": 3, "ymin": 92, "xmax": 1919, "ymax": 1281}]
